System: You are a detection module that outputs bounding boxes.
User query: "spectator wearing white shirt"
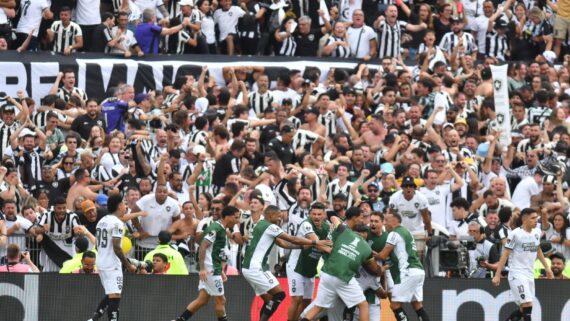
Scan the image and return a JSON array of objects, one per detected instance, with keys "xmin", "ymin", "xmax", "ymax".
[
  {"xmin": 110, "ymin": 11, "xmax": 144, "ymax": 57},
  {"xmin": 347, "ymin": 10, "xmax": 377, "ymax": 60},
  {"xmin": 14, "ymin": 0, "xmax": 53, "ymax": 51},
  {"xmin": 511, "ymin": 172, "xmax": 543, "ymax": 210},
  {"xmin": 131, "ymin": 184, "xmax": 181, "ymax": 259},
  {"xmin": 75, "ymin": 0, "xmax": 101, "ymax": 52},
  {"xmin": 213, "ymin": 0, "xmax": 245, "ymax": 55},
  {"xmin": 47, "ymin": 7, "xmax": 84, "ymax": 55},
  {"xmin": 462, "ymin": 0, "xmax": 485, "ymax": 31}
]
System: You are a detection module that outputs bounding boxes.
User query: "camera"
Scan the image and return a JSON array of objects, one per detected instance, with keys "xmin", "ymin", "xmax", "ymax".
[
  {"xmin": 128, "ymin": 258, "xmax": 153, "ymax": 273},
  {"xmin": 432, "ymin": 238, "xmax": 470, "ymax": 277}
]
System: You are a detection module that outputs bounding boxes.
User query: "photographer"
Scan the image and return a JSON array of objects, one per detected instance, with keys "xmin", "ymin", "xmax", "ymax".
[
  {"xmin": 467, "ymin": 221, "xmax": 500, "ymax": 277},
  {"xmin": 0, "ymin": 243, "xmax": 40, "ymax": 272}
]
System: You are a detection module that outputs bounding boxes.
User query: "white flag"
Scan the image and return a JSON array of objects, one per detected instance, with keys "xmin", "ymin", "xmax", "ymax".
[
  {"xmin": 490, "ymin": 64, "xmax": 511, "ymax": 146},
  {"xmin": 319, "ymin": 0, "xmax": 329, "ymax": 25}
]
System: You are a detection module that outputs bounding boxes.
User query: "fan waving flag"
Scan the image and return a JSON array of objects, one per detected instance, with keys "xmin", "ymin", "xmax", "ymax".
[{"xmin": 491, "ymin": 64, "xmax": 511, "ymax": 147}]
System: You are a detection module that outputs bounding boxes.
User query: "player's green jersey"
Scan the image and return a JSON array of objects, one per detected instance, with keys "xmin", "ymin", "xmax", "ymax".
[
  {"xmin": 321, "ymin": 224, "xmax": 373, "ymax": 283},
  {"xmin": 387, "ymin": 225, "xmax": 423, "ymax": 284},
  {"xmin": 294, "ymin": 219, "xmax": 331, "ymax": 278},
  {"xmin": 242, "ymin": 219, "xmax": 283, "ymax": 271},
  {"xmin": 201, "ymin": 221, "xmax": 227, "ymax": 275}
]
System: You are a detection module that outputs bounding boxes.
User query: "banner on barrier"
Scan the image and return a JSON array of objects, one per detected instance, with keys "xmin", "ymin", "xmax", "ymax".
[
  {"xmin": 1, "ymin": 274, "xmax": 569, "ymax": 321},
  {"xmin": 0, "ymin": 52, "xmax": 370, "ymax": 103}
]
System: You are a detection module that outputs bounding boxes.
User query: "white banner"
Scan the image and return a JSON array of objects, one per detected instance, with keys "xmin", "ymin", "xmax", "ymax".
[{"xmin": 490, "ymin": 64, "xmax": 511, "ymax": 146}]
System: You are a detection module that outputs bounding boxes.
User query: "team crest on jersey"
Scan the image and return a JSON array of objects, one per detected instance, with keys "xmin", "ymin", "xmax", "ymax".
[
  {"xmin": 30, "ymin": 152, "xmax": 36, "ymax": 157},
  {"xmin": 52, "ymin": 182, "xmax": 58, "ymax": 188},
  {"xmin": 308, "ymin": 34, "xmax": 314, "ymax": 41},
  {"xmin": 304, "ymin": 224, "xmax": 311, "ymax": 231},
  {"xmin": 66, "ymin": 226, "xmax": 70, "ymax": 234},
  {"xmin": 435, "ymin": 190, "xmax": 440, "ymax": 195},
  {"xmin": 166, "ymin": 206, "xmax": 171, "ymax": 212},
  {"xmin": 228, "ymin": 12, "xmax": 233, "ymax": 16},
  {"xmin": 414, "ymin": 203, "xmax": 419, "ymax": 208},
  {"xmin": 208, "ymin": 231, "xmax": 215, "ymax": 237}
]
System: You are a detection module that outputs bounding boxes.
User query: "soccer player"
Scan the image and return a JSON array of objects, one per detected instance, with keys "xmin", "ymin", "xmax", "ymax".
[
  {"xmin": 300, "ymin": 207, "xmax": 384, "ymax": 321},
  {"xmin": 88, "ymin": 195, "xmax": 137, "ymax": 321},
  {"xmin": 492, "ymin": 208, "xmax": 554, "ymax": 321},
  {"xmin": 375, "ymin": 212, "xmax": 431, "ymax": 321},
  {"xmin": 242, "ymin": 205, "xmax": 331, "ymax": 321},
  {"xmin": 286, "ymin": 202, "xmax": 331, "ymax": 321},
  {"xmin": 172, "ymin": 206, "xmax": 240, "ymax": 321}
]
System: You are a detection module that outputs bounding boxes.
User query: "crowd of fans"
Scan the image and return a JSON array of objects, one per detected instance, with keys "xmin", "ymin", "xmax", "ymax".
[
  {"xmin": 0, "ymin": 0, "xmax": 569, "ymax": 283},
  {"xmin": 0, "ymin": 0, "xmax": 568, "ymax": 60}
]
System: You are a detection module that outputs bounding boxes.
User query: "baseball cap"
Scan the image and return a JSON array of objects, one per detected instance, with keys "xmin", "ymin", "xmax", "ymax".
[
  {"xmin": 96, "ymin": 194, "xmax": 109, "ymax": 207},
  {"xmin": 306, "ymin": 107, "xmax": 320, "ymax": 116},
  {"xmin": 134, "ymin": 93, "xmax": 150, "ymax": 104},
  {"xmin": 454, "ymin": 118, "xmax": 468, "ymax": 127},
  {"xmin": 443, "ymin": 122, "xmax": 455, "ymax": 130},
  {"xmin": 280, "ymin": 125, "xmax": 294, "ymax": 134},
  {"xmin": 192, "ymin": 144, "xmax": 206, "ymax": 156},
  {"xmin": 543, "ymin": 175, "xmax": 556, "ymax": 184},
  {"xmin": 476, "ymin": 142, "xmax": 490, "ymax": 158},
  {"xmin": 542, "ymin": 51, "xmax": 556, "ymax": 65},
  {"xmin": 494, "ymin": 19, "xmax": 508, "ymax": 29},
  {"xmin": 451, "ymin": 16, "xmax": 462, "ymax": 23},
  {"xmin": 81, "ymin": 200, "xmax": 96, "ymax": 213},
  {"xmin": 195, "ymin": 97, "xmax": 209, "ymax": 114},
  {"xmin": 19, "ymin": 128, "xmax": 36, "ymax": 138},
  {"xmin": 1, "ymin": 104, "xmax": 15, "ymax": 113},
  {"xmin": 401, "ymin": 176, "xmax": 417, "ymax": 188},
  {"xmin": 179, "ymin": 0, "xmax": 193, "ymax": 6}
]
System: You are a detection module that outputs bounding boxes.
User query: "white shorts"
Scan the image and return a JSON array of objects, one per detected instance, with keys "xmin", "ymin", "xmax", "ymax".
[
  {"xmin": 508, "ymin": 275, "xmax": 535, "ymax": 305},
  {"xmin": 313, "ymin": 272, "xmax": 365, "ymax": 309},
  {"xmin": 242, "ymin": 268, "xmax": 278, "ymax": 296},
  {"xmin": 392, "ymin": 268, "xmax": 424, "ymax": 303},
  {"xmin": 286, "ymin": 263, "xmax": 314, "ymax": 299},
  {"xmin": 198, "ymin": 274, "xmax": 224, "ymax": 296},
  {"xmin": 99, "ymin": 269, "xmax": 123, "ymax": 295}
]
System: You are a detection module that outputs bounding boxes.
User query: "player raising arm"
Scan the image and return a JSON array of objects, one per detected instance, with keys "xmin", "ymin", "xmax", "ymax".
[
  {"xmin": 172, "ymin": 206, "xmax": 240, "ymax": 321},
  {"xmin": 300, "ymin": 207, "xmax": 386, "ymax": 321},
  {"xmin": 88, "ymin": 195, "xmax": 137, "ymax": 321},
  {"xmin": 492, "ymin": 208, "xmax": 553, "ymax": 321},
  {"xmin": 242, "ymin": 205, "xmax": 331, "ymax": 321}
]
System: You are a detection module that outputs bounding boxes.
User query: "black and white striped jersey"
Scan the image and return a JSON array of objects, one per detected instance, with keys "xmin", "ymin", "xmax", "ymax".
[
  {"xmin": 377, "ymin": 20, "xmax": 407, "ymax": 58},
  {"xmin": 181, "ymin": 159, "xmax": 215, "ymax": 199},
  {"xmin": 326, "ymin": 179, "xmax": 354, "ymax": 207},
  {"xmin": 50, "ymin": 21, "xmax": 83, "ymax": 53},
  {"xmin": 292, "ymin": 129, "xmax": 319, "ymax": 153},
  {"xmin": 32, "ymin": 110, "xmax": 68, "ymax": 128},
  {"xmin": 56, "ymin": 86, "xmax": 88, "ymax": 103},
  {"xmin": 278, "ymin": 35, "xmax": 297, "ymax": 56},
  {"xmin": 275, "ymin": 178, "xmax": 296, "ymax": 211},
  {"xmin": 439, "ymin": 31, "xmax": 478, "ymax": 55},
  {"xmin": 13, "ymin": 146, "xmax": 44, "ymax": 188},
  {"xmin": 190, "ymin": 129, "xmax": 208, "ymax": 147},
  {"xmin": 39, "ymin": 210, "xmax": 80, "ymax": 245},
  {"xmin": 324, "ymin": 35, "xmax": 351, "ymax": 58},
  {"xmin": 318, "ymin": 111, "xmax": 337, "ymax": 136},
  {"xmin": 485, "ymin": 30, "xmax": 509, "ymax": 61},
  {"xmin": 0, "ymin": 121, "xmax": 19, "ymax": 158},
  {"xmin": 0, "ymin": 181, "xmax": 24, "ymax": 213},
  {"xmin": 248, "ymin": 90, "xmax": 274, "ymax": 116}
]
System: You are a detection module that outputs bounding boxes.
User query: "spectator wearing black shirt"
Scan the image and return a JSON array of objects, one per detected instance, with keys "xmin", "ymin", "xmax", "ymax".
[
  {"xmin": 37, "ymin": 165, "xmax": 71, "ymax": 206},
  {"xmin": 77, "ymin": 199, "xmax": 107, "ymax": 235},
  {"xmin": 212, "ymin": 139, "xmax": 246, "ymax": 194},
  {"xmin": 70, "ymin": 99, "xmax": 107, "ymax": 141},
  {"xmin": 90, "ymin": 12, "xmax": 115, "ymax": 53},
  {"xmin": 267, "ymin": 125, "xmax": 296, "ymax": 166},
  {"xmin": 294, "ymin": 15, "xmax": 330, "ymax": 57}
]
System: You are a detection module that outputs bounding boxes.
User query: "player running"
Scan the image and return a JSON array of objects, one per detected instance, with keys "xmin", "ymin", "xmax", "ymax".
[
  {"xmin": 172, "ymin": 206, "xmax": 240, "ymax": 321},
  {"xmin": 375, "ymin": 212, "xmax": 431, "ymax": 321},
  {"xmin": 88, "ymin": 195, "xmax": 137, "ymax": 321},
  {"xmin": 242, "ymin": 205, "xmax": 331, "ymax": 321},
  {"xmin": 286, "ymin": 202, "xmax": 331, "ymax": 321},
  {"xmin": 492, "ymin": 208, "xmax": 553, "ymax": 321},
  {"xmin": 300, "ymin": 207, "xmax": 385, "ymax": 321}
]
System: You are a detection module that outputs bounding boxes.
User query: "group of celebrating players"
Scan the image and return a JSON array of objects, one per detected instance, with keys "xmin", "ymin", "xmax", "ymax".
[{"xmin": 90, "ymin": 193, "xmax": 550, "ymax": 321}]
